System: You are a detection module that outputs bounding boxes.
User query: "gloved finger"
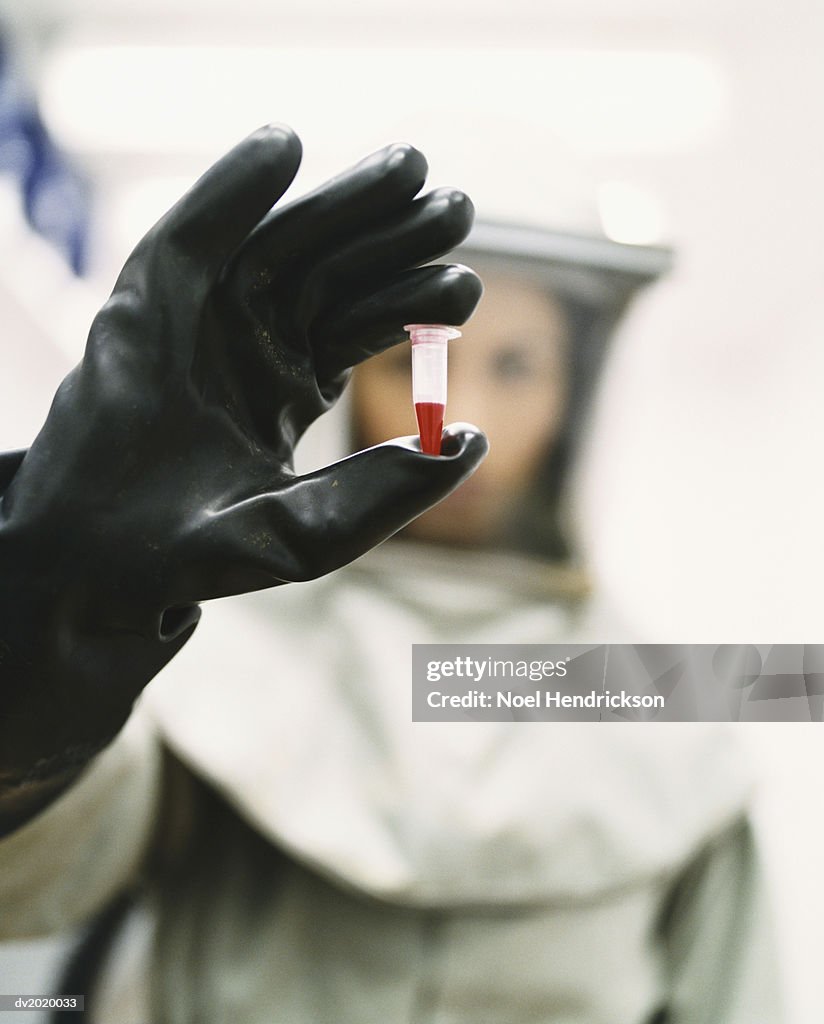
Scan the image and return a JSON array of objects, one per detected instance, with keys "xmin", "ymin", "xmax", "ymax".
[
  {"xmin": 230, "ymin": 142, "xmax": 428, "ymax": 286},
  {"xmin": 301, "ymin": 187, "xmax": 473, "ymax": 307},
  {"xmin": 0, "ymin": 449, "xmax": 26, "ymax": 492},
  {"xmin": 131, "ymin": 124, "xmax": 302, "ymax": 284},
  {"xmin": 175, "ymin": 424, "xmax": 488, "ymax": 599},
  {"xmin": 292, "ymin": 188, "xmax": 474, "ymax": 329},
  {"xmin": 313, "ymin": 264, "xmax": 483, "ymax": 378}
]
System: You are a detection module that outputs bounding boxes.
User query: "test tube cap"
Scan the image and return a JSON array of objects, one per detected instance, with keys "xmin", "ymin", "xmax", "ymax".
[{"xmin": 404, "ymin": 324, "xmax": 461, "ymax": 345}]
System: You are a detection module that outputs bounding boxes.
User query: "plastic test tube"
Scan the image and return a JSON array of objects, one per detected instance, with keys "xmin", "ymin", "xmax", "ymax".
[{"xmin": 404, "ymin": 324, "xmax": 461, "ymax": 455}]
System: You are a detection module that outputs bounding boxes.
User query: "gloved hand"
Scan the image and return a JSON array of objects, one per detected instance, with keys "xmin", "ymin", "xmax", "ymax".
[{"xmin": 0, "ymin": 125, "xmax": 486, "ymax": 799}]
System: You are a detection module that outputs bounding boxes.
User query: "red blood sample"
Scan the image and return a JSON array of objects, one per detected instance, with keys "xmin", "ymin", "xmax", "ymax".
[{"xmin": 415, "ymin": 401, "xmax": 445, "ymax": 456}]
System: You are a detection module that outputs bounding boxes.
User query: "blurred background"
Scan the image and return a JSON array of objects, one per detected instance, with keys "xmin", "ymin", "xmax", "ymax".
[{"xmin": 0, "ymin": 0, "xmax": 822, "ymax": 1020}]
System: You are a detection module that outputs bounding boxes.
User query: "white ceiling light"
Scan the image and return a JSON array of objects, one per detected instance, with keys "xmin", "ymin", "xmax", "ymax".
[
  {"xmin": 40, "ymin": 42, "xmax": 729, "ymax": 159},
  {"xmin": 597, "ymin": 181, "xmax": 667, "ymax": 244}
]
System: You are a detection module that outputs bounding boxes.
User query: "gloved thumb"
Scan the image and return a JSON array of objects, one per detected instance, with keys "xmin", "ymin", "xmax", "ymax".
[
  {"xmin": 181, "ymin": 424, "xmax": 488, "ymax": 599},
  {"xmin": 284, "ymin": 422, "xmax": 488, "ymax": 579}
]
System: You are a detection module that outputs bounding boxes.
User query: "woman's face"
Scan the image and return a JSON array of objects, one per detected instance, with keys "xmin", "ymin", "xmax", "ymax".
[{"xmin": 352, "ymin": 274, "xmax": 569, "ymax": 547}]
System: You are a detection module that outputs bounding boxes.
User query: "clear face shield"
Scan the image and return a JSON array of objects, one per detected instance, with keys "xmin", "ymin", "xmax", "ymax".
[{"xmin": 351, "ymin": 222, "xmax": 672, "ymax": 565}]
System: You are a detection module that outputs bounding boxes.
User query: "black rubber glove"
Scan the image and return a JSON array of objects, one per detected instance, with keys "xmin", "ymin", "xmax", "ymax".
[{"xmin": 0, "ymin": 125, "xmax": 486, "ymax": 795}]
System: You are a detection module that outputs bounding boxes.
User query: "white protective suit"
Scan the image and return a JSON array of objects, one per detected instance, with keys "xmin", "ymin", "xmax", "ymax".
[{"xmin": 0, "ymin": 541, "xmax": 782, "ymax": 1023}]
